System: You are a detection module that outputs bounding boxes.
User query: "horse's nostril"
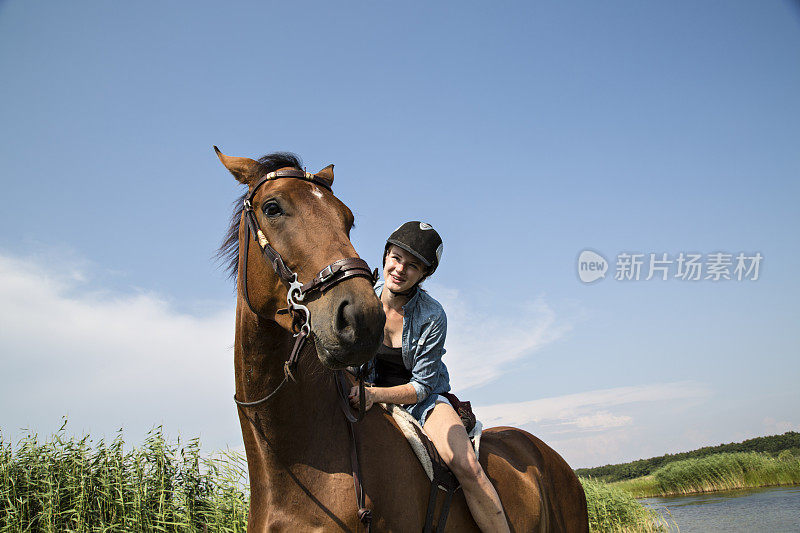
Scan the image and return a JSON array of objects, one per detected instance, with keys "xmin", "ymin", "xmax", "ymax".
[{"xmin": 336, "ymin": 299, "xmax": 357, "ymax": 343}]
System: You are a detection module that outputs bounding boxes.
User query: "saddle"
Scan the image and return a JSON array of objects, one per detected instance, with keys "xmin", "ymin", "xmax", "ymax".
[
  {"xmin": 380, "ymin": 396, "xmax": 483, "ymax": 533},
  {"xmin": 442, "ymin": 392, "xmax": 477, "ymax": 434}
]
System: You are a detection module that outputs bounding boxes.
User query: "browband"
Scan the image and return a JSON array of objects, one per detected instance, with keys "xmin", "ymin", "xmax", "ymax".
[{"xmin": 251, "ymin": 168, "xmax": 333, "ymax": 193}]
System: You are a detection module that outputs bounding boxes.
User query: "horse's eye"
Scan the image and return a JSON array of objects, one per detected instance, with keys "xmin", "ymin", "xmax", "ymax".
[{"xmin": 263, "ymin": 201, "xmax": 283, "ymax": 218}]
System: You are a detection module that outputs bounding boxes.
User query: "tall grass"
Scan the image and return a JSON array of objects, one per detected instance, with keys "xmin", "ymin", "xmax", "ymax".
[
  {"xmin": 0, "ymin": 424, "xmax": 249, "ymax": 532},
  {"xmin": 11, "ymin": 421, "xmax": 739, "ymax": 532},
  {"xmin": 614, "ymin": 451, "xmax": 800, "ymax": 498},
  {"xmin": 580, "ymin": 477, "xmax": 669, "ymax": 532},
  {"xmin": 576, "ymin": 431, "xmax": 800, "ymax": 482}
]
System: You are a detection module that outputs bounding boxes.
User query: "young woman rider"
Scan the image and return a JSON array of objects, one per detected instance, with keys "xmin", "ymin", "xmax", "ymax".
[{"xmin": 349, "ymin": 221, "xmax": 510, "ymax": 532}]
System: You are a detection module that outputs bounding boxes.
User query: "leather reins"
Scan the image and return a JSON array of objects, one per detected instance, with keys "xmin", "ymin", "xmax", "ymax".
[{"xmin": 232, "ymin": 168, "xmax": 376, "ymax": 530}]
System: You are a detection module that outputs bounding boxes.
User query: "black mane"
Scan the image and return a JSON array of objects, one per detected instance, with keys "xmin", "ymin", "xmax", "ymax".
[{"xmin": 217, "ymin": 152, "xmax": 303, "ymax": 279}]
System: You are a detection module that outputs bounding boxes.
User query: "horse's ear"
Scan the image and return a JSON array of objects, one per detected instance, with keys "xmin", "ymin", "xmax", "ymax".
[
  {"xmin": 316, "ymin": 164, "xmax": 334, "ymax": 187},
  {"xmin": 214, "ymin": 146, "xmax": 263, "ymax": 185}
]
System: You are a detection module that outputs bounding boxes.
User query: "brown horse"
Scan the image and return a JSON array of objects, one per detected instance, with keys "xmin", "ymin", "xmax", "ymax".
[{"xmin": 216, "ymin": 148, "xmax": 588, "ymax": 532}]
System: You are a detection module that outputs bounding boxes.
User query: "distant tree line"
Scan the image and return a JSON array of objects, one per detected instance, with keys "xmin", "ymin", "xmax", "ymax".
[{"xmin": 574, "ymin": 431, "xmax": 800, "ymax": 482}]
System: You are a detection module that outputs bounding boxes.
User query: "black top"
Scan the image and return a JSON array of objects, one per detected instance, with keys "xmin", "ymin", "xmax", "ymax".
[{"xmin": 374, "ymin": 344, "xmax": 412, "ymax": 387}]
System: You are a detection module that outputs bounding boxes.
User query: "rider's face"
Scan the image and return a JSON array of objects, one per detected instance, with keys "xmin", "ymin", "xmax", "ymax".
[{"xmin": 384, "ymin": 245, "xmax": 427, "ymax": 293}]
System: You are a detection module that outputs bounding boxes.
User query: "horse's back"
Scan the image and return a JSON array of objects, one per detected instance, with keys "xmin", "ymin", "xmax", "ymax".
[
  {"xmin": 480, "ymin": 426, "xmax": 589, "ymax": 533},
  {"xmin": 362, "ymin": 411, "xmax": 588, "ymax": 532}
]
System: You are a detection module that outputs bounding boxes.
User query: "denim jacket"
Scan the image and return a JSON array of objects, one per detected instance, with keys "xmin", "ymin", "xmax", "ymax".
[{"xmin": 366, "ymin": 280, "xmax": 451, "ymax": 403}]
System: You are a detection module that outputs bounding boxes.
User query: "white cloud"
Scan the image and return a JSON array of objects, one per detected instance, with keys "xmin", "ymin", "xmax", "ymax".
[
  {"xmin": 573, "ymin": 411, "xmax": 632, "ymax": 429},
  {"xmin": 0, "ymin": 252, "xmax": 239, "ymax": 449},
  {"xmin": 474, "ymin": 381, "xmax": 710, "ymax": 429},
  {"xmin": 763, "ymin": 417, "xmax": 800, "ymax": 434},
  {"xmin": 0, "ymin": 250, "xmax": 729, "ymax": 470},
  {"xmin": 427, "ymin": 283, "xmax": 573, "ymax": 391},
  {"xmin": 472, "ymin": 382, "xmax": 712, "ymax": 467},
  {"xmin": 0, "ymin": 252, "xmax": 574, "ymax": 450}
]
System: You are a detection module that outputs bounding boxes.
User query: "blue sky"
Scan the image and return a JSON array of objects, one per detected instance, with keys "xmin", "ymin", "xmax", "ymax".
[{"xmin": 1, "ymin": 1, "xmax": 798, "ymax": 468}]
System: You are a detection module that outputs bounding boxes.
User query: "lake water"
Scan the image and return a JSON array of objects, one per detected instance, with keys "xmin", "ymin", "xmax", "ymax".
[{"xmin": 640, "ymin": 485, "xmax": 800, "ymax": 532}]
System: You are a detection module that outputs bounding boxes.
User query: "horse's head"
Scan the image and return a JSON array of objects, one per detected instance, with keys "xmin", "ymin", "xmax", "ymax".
[{"xmin": 216, "ymin": 147, "xmax": 385, "ymax": 368}]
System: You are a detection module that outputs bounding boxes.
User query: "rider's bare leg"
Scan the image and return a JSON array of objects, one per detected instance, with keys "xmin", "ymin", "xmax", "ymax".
[{"xmin": 423, "ymin": 401, "xmax": 510, "ymax": 533}]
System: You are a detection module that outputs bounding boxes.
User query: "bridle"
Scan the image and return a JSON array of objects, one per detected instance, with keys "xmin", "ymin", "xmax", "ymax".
[
  {"xmin": 232, "ymin": 167, "xmax": 376, "ymax": 530},
  {"xmin": 234, "ymin": 167, "xmax": 376, "ymax": 408}
]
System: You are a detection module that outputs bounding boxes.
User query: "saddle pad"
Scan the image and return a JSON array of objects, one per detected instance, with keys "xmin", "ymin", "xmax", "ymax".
[{"xmin": 379, "ymin": 403, "xmax": 483, "ymax": 488}]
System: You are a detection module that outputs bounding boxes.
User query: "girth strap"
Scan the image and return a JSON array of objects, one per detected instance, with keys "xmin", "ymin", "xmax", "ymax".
[
  {"xmin": 423, "ymin": 483, "xmax": 438, "ymax": 532},
  {"xmin": 437, "ymin": 487, "xmax": 456, "ymax": 532},
  {"xmin": 423, "ymin": 482, "xmax": 459, "ymax": 533}
]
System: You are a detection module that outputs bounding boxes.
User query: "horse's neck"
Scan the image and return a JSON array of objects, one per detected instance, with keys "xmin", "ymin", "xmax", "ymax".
[{"xmin": 234, "ymin": 309, "xmax": 349, "ymax": 469}]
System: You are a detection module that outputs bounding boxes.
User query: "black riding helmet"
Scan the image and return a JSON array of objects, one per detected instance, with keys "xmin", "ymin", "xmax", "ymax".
[{"xmin": 384, "ymin": 221, "xmax": 443, "ymax": 276}]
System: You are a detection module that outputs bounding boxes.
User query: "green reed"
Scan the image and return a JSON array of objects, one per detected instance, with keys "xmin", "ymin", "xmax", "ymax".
[
  {"xmin": 580, "ymin": 477, "xmax": 669, "ymax": 532},
  {"xmin": 5, "ymin": 420, "xmax": 719, "ymax": 532},
  {"xmin": 0, "ymin": 424, "xmax": 249, "ymax": 532},
  {"xmin": 613, "ymin": 451, "xmax": 800, "ymax": 498}
]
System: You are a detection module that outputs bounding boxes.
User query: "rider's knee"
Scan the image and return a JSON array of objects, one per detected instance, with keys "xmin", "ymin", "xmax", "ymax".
[{"xmin": 449, "ymin": 451, "xmax": 483, "ymax": 482}]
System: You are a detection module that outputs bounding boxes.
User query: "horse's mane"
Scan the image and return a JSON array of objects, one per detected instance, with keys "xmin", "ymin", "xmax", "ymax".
[{"xmin": 217, "ymin": 152, "xmax": 304, "ymax": 279}]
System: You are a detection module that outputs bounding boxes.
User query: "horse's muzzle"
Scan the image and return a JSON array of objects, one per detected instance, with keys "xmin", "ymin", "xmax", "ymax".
[{"xmin": 309, "ymin": 283, "xmax": 385, "ymax": 368}]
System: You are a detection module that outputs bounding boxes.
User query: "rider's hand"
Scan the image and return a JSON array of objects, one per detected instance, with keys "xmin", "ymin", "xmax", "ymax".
[{"xmin": 349, "ymin": 385, "xmax": 374, "ymax": 411}]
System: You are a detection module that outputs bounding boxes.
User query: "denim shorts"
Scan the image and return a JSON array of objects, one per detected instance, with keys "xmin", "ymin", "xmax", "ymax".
[{"xmin": 407, "ymin": 393, "xmax": 451, "ymax": 427}]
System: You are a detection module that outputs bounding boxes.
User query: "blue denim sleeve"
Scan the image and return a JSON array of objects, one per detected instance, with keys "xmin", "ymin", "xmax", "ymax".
[{"xmin": 409, "ymin": 311, "xmax": 447, "ymax": 403}]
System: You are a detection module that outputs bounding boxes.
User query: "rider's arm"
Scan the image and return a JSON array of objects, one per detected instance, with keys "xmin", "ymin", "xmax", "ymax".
[
  {"xmin": 367, "ymin": 383, "xmax": 417, "ymax": 405},
  {"xmin": 407, "ymin": 311, "xmax": 447, "ymax": 402}
]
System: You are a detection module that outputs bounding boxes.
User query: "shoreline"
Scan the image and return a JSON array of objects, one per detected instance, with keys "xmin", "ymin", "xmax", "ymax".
[
  {"xmin": 630, "ymin": 480, "xmax": 800, "ymax": 499},
  {"xmin": 609, "ymin": 451, "xmax": 800, "ymax": 498}
]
